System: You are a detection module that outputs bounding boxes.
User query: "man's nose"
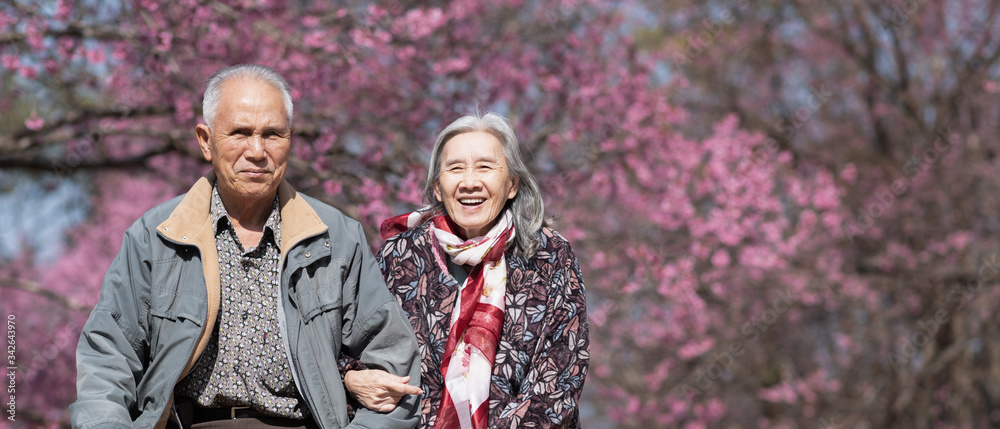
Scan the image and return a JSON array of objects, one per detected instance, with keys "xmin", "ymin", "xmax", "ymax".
[{"xmin": 245, "ymin": 134, "xmax": 266, "ymax": 160}]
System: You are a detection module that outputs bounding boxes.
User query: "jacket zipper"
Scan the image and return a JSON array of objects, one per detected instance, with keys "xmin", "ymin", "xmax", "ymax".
[{"xmin": 277, "ymin": 232, "xmax": 327, "ymax": 426}]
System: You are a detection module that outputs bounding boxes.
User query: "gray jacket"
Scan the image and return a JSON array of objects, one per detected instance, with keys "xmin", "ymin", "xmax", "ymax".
[{"xmin": 71, "ymin": 174, "xmax": 420, "ymax": 429}]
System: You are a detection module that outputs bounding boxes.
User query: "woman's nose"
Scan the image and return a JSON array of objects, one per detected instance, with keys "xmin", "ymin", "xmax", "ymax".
[{"xmin": 459, "ymin": 168, "xmax": 482, "ymax": 188}]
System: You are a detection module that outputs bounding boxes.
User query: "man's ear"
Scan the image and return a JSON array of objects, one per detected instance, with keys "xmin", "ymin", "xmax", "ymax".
[{"xmin": 196, "ymin": 124, "xmax": 212, "ymax": 161}]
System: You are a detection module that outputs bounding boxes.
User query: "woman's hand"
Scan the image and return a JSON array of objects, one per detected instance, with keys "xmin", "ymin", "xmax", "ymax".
[{"xmin": 344, "ymin": 369, "xmax": 424, "ymax": 413}]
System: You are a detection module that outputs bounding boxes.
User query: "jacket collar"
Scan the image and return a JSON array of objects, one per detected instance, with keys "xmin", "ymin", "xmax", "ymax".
[{"xmin": 157, "ymin": 171, "xmax": 328, "ymax": 255}]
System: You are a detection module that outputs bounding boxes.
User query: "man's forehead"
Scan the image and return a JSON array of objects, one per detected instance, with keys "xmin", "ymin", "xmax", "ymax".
[
  {"xmin": 219, "ymin": 77, "xmax": 282, "ymax": 99},
  {"xmin": 216, "ymin": 81, "xmax": 286, "ymax": 120}
]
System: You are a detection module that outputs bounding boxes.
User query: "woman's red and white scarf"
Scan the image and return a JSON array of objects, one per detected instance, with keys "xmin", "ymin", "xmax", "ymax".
[{"xmin": 381, "ymin": 208, "xmax": 514, "ymax": 429}]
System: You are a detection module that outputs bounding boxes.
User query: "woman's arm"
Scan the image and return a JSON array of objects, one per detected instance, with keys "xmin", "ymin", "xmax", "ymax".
[
  {"xmin": 344, "ymin": 368, "xmax": 423, "ymax": 412},
  {"xmin": 491, "ymin": 242, "xmax": 590, "ymax": 428}
]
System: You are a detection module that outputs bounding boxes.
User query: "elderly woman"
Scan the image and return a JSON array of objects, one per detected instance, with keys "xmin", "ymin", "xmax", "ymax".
[{"xmin": 342, "ymin": 112, "xmax": 589, "ymax": 428}]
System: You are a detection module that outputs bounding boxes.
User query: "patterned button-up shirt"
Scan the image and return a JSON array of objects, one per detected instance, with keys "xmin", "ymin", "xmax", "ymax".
[{"xmin": 175, "ymin": 186, "xmax": 308, "ymax": 419}]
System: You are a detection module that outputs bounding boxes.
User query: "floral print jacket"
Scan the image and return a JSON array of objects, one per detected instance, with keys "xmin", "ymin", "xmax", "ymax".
[{"xmin": 377, "ymin": 223, "xmax": 590, "ymax": 428}]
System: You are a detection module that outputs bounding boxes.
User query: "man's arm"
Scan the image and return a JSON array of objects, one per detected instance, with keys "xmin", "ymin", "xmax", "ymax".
[
  {"xmin": 341, "ymin": 234, "xmax": 422, "ymax": 414},
  {"xmin": 340, "ymin": 222, "xmax": 422, "ymax": 429},
  {"xmin": 70, "ymin": 225, "xmax": 151, "ymax": 429}
]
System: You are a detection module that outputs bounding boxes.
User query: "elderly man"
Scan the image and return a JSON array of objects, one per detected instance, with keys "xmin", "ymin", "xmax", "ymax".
[{"xmin": 71, "ymin": 64, "xmax": 422, "ymax": 429}]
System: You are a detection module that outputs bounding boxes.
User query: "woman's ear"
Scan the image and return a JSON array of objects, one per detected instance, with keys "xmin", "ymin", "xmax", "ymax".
[
  {"xmin": 507, "ymin": 177, "xmax": 520, "ymax": 199},
  {"xmin": 433, "ymin": 180, "xmax": 443, "ymax": 203}
]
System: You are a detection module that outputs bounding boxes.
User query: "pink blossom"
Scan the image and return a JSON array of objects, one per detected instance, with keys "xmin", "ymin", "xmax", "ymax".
[
  {"xmin": 303, "ymin": 30, "xmax": 327, "ymax": 48},
  {"xmin": 156, "ymin": 31, "xmax": 172, "ymax": 51},
  {"xmin": 397, "ymin": 7, "xmax": 447, "ymax": 39},
  {"xmin": 86, "ymin": 47, "xmax": 107, "ymax": 64},
  {"xmin": 711, "ymin": 249, "xmax": 730, "ymax": 267},
  {"xmin": 19, "ymin": 66, "xmax": 38, "ymax": 79},
  {"xmin": 25, "ymin": 116, "xmax": 44, "ymax": 130},
  {"xmin": 0, "ymin": 54, "xmax": 19, "ymax": 70},
  {"xmin": 677, "ymin": 338, "xmax": 715, "ymax": 360},
  {"xmin": 25, "ymin": 22, "xmax": 44, "ymax": 50},
  {"xmin": 396, "ymin": 45, "xmax": 417, "ymax": 60},
  {"xmin": 840, "ymin": 163, "xmax": 857, "ymax": 183},
  {"xmin": 541, "ymin": 75, "xmax": 562, "ymax": 91},
  {"xmin": 302, "ymin": 16, "xmax": 320, "ymax": 27},
  {"xmin": 759, "ymin": 383, "xmax": 798, "ymax": 403},
  {"xmin": 945, "ymin": 231, "xmax": 973, "ymax": 249},
  {"xmin": 173, "ymin": 97, "xmax": 193, "ymax": 122},
  {"xmin": 349, "ymin": 28, "xmax": 374, "ymax": 48},
  {"xmin": 112, "ymin": 44, "xmax": 128, "ymax": 60},
  {"xmin": 809, "ymin": 172, "xmax": 841, "ymax": 209},
  {"xmin": 432, "ymin": 55, "xmax": 471, "ymax": 74},
  {"xmin": 705, "ymin": 398, "xmax": 725, "ymax": 420}
]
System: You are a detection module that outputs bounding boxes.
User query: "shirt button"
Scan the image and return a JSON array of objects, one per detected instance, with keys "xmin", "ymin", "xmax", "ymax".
[
  {"xmin": 304, "ymin": 251, "xmax": 311, "ymax": 258},
  {"xmin": 324, "ymin": 241, "xmax": 330, "ymax": 247}
]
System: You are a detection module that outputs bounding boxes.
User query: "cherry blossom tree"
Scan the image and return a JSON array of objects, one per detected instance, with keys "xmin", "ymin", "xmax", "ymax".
[
  {"xmin": 1, "ymin": 0, "xmax": 678, "ymax": 425},
  {"xmin": 638, "ymin": 0, "xmax": 1000, "ymax": 426},
  {"xmin": 1, "ymin": 0, "xmax": 995, "ymax": 428}
]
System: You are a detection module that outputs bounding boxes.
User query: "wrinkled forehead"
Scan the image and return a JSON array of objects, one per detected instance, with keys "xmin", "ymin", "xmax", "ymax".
[{"xmin": 217, "ymin": 78, "xmax": 289, "ymax": 126}]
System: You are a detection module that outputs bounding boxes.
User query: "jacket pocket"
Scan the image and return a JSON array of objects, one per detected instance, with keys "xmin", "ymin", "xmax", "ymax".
[
  {"xmin": 148, "ymin": 257, "xmax": 205, "ymax": 359},
  {"xmin": 293, "ymin": 257, "xmax": 347, "ymax": 323},
  {"xmin": 290, "ymin": 258, "xmax": 347, "ymax": 365}
]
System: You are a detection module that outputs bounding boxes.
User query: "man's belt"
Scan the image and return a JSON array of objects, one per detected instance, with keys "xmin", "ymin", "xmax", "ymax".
[{"xmin": 191, "ymin": 405, "xmax": 266, "ymax": 423}]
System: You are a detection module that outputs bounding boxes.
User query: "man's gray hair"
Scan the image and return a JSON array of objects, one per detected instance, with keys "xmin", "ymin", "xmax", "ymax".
[
  {"xmin": 423, "ymin": 112, "xmax": 546, "ymax": 258},
  {"xmin": 202, "ymin": 64, "xmax": 293, "ymax": 129}
]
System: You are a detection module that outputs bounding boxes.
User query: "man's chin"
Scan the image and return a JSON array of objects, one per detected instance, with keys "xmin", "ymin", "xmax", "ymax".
[{"xmin": 231, "ymin": 183, "xmax": 280, "ymax": 201}]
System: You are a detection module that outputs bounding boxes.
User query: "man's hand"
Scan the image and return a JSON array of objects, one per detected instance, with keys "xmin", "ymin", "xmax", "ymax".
[{"xmin": 344, "ymin": 369, "xmax": 424, "ymax": 413}]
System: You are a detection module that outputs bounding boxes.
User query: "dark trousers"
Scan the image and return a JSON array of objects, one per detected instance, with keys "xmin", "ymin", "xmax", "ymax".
[
  {"xmin": 175, "ymin": 397, "xmax": 319, "ymax": 429},
  {"xmin": 189, "ymin": 416, "xmax": 318, "ymax": 429}
]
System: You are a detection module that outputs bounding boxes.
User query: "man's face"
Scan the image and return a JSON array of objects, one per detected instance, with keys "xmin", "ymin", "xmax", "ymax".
[{"xmin": 197, "ymin": 78, "xmax": 291, "ymax": 205}]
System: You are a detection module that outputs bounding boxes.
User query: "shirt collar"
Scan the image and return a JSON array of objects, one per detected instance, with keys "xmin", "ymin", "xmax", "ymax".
[{"xmin": 210, "ymin": 185, "xmax": 282, "ymax": 245}]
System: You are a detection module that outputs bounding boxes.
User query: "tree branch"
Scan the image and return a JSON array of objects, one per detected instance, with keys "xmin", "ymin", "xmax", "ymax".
[
  {"xmin": 0, "ymin": 277, "xmax": 91, "ymax": 312},
  {"xmin": 8, "ymin": 105, "xmax": 175, "ymax": 142},
  {"xmin": 0, "ymin": 144, "xmax": 175, "ymax": 173},
  {"xmin": 0, "ymin": 23, "xmax": 136, "ymax": 45}
]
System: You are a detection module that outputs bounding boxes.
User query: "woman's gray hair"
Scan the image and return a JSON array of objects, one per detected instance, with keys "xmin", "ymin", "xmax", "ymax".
[
  {"xmin": 202, "ymin": 64, "xmax": 293, "ymax": 129},
  {"xmin": 423, "ymin": 112, "xmax": 546, "ymax": 258}
]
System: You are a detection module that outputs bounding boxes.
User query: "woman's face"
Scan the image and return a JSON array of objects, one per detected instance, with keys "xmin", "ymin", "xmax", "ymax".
[{"xmin": 434, "ymin": 131, "xmax": 519, "ymax": 239}]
